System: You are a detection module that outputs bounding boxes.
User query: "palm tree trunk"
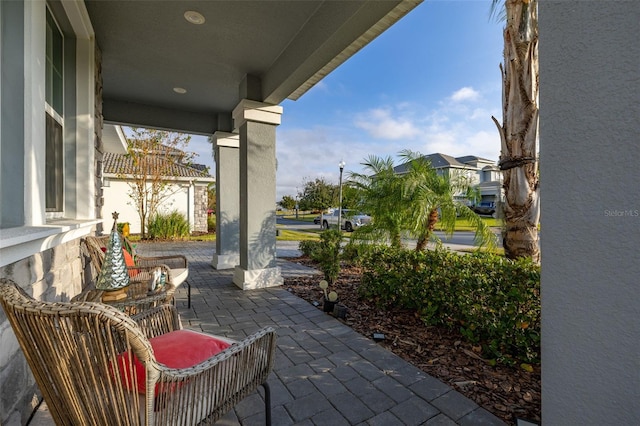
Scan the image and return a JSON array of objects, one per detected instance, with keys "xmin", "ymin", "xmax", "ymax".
[
  {"xmin": 416, "ymin": 209, "xmax": 440, "ymax": 251},
  {"xmin": 390, "ymin": 231, "xmax": 403, "ymax": 249},
  {"xmin": 492, "ymin": 0, "xmax": 540, "ymax": 264}
]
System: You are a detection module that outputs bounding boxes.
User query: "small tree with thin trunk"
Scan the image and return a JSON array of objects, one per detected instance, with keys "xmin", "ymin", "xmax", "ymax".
[{"xmin": 122, "ymin": 128, "xmax": 192, "ymax": 238}]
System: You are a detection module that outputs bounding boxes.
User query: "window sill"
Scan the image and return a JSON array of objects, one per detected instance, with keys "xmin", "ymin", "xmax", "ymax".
[{"xmin": 0, "ymin": 219, "xmax": 103, "ymax": 267}]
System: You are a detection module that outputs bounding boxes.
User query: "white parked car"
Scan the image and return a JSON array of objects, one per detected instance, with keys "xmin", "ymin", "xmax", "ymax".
[{"xmin": 321, "ymin": 209, "xmax": 371, "ymax": 232}]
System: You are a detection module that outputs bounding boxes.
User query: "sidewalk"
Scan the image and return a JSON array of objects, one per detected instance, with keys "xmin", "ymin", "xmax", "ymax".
[{"xmin": 29, "ymin": 241, "xmax": 506, "ymax": 425}]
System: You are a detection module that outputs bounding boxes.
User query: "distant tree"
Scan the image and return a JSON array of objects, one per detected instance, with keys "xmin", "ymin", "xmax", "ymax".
[
  {"xmin": 280, "ymin": 195, "xmax": 296, "ymax": 211},
  {"xmin": 298, "ymin": 178, "xmax": 337, "ymax": 211},
  {"xmin": 340, "ymin": 184, "xmax": 362, "ymax": 210},
  {"xmin": 121, "ymin": 128, "xmax": 193, "ymax": 238}
]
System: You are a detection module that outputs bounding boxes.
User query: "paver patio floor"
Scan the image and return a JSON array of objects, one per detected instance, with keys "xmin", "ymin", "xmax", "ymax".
[{"xmin": 29, "ymin": 241, "xmax": 506, "ymax": 426}]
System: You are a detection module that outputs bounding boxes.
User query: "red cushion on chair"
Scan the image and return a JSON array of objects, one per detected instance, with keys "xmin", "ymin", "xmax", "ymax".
[
  {"xmin": 118, "ymin": 329, "xmax": 232, "ymax": 394},
  {"xmin": 121, "ymin": 249, "xmax": 139, "ymax": 277}
]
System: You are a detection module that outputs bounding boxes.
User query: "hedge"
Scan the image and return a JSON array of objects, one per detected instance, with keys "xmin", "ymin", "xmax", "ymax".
[{"xmin": 359, "ymin": 246, "xmax": 540, "ymax": 364}]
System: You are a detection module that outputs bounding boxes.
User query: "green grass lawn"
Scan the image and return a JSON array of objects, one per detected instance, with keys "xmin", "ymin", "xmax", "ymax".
[
  {"xmin": 443, "ymin": 217, "xmax": 502, "ymax": 231},
  {"xmin": 128, "ymin": 227, "xmax": 322, "ymax": 243},
  {"xmin": 127, "ymin": 233, "xmax": 217, "ymax": 242},
  {"xmin": 276, "ymin": 229, "xmax": 320, "ymax": 241},
  {"xmin": 127, "ymin": 216, "xmax": 494, "ymax": 244},
  {"xmin": 280, "ymin": 213, "xmax": 318, "ymax": 222}
]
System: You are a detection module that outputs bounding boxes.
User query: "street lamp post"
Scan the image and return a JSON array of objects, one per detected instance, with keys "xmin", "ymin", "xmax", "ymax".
[{"xmin": 338, "ymin": 160, "xmax": 345, "ymax": 231}]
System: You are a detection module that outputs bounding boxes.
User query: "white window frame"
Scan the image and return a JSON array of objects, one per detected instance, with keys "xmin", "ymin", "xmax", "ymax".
[
  {"xmin": 0, "ymin": 1, "xmax": 99, "ymax": 268},
  {"xmin": 45, "ymin": 5, "xmax": 65, "ymax": 217}
]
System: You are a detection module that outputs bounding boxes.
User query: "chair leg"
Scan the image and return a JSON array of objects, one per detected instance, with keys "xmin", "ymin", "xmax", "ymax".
[
  {"xmin": 262, "ymin": 382, "xmax": 271, "ymax": 426},
  {"xmin": 187, "ymin": 282, "xmax": 191, "ymax": 308}
]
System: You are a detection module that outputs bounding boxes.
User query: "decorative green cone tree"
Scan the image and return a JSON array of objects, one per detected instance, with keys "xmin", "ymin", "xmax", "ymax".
[{"xmin": 96, "ymin": 212, "xmax": 131, "ymax": 291}]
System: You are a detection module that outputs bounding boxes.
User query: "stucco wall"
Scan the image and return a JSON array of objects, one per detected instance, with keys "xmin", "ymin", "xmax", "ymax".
[
  {"xmin": 102, "ymin": 180, "xmax": 191, "ymax": 234},
  {"xmin": 540, "ymin": 1, "xmax": 640, "ymax": 424}
]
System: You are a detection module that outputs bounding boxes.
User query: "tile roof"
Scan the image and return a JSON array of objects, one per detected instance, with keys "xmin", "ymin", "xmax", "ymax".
[
  {"xmin": 393, "ymin": 153, "xmax": 468, "ymax": 174},
  {"xmin": 103, "ymin": 152, "xmax": 213, "ymax": 179},
  {"xmin": 454, "ymin": 155, "xmax": 495, "ymax": 164}
]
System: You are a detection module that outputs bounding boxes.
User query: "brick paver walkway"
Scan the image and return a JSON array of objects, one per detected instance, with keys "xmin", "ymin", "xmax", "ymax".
[
  {"xmin": 142, "ymin": 241, "xmax": 506, "ymax": 426},
  {"xmin": 29, "ymin": 240, "xmax": 506, "ymax": 426}
]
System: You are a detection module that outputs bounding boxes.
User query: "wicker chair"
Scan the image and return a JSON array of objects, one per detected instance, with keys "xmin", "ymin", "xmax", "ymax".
[
  {"xmin": 83, "ymin": 235, "xmax": 191, "ymax": 307},
  {"xmin": 0, "ymin": 279, "xmax": 277, "ymax": 426}
]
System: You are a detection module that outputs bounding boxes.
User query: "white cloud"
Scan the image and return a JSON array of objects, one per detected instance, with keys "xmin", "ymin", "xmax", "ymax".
[
  {"xmin": 470, "ymin": 107, "xmax": 491, "ymax": 121},
  {"xmin": 187, "ymin": 135, "xmax": 214, "ymax": 172},
  {"xmin": 186, "ymin": 88, "xmax": 502, "ymax": 201},
  {"xmin": 354, "ymin": 108, "xmax": 421, "ymax": 140},
  {"xmin": 450, "ymin": 86, "xmax": 480, "ymax": 102}
]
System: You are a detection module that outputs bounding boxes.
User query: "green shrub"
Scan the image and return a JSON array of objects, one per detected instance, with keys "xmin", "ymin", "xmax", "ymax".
[
  {"xmin": 299, "ymin": 240, "xmax": 321, "ymax": 257},
  {"xmin": 341, "ymin": 241, "xmax": 375, "ymax": 266},
  {"xmin": 359, "ymin": 246, "xmax": 540, "ymax": 364},
  {"xmin": 147, "ymin": 210, "xmax": 190, "ymax": 240},
  {"xmin": 207, "ymin": 214, "xmax": 216, "ymax": 233},
  {"xmin": 308, "ymin": 229, "xmax": 342, "ymax": 284}
]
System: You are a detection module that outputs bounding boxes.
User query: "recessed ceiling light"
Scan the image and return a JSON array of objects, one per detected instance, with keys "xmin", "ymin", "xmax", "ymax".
[
  {"xmin": 173, "ymin": 87, "xmax": 187, "ymax": 94},
  {"xmin": 184, "ymin": 11, "xmax": 205, "ymax": 25}
]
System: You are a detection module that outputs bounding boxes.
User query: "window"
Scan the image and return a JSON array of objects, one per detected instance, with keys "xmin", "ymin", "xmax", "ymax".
[{"xmin": 45, "ymin": 7, "xmax": 64, "ymax": 212}]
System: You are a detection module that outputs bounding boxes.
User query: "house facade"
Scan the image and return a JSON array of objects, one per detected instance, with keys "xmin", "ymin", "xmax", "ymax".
[
  {"xmin": 0, "ymin": 1, "xmax": 424, "ymax": 422},
  {"xmin": 101, "ymin": 125, "xmax": 214, "ymax": 234},
  {"xmin": 0, "ymin": 1, "xmax": 637, "ymax": 425},
  {"xmin": 102, "ymin": 153, "xmax": 213, "ymax": 234},
  {"xmin": 393, "ymin": 153, "xmax": 503, "ymax": 205}
]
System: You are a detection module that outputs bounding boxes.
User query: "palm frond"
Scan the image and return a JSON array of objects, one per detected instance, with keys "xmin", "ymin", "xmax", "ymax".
[{"xmin": 489, "ymin": 0, "xmax": 506, "ymax": 23}]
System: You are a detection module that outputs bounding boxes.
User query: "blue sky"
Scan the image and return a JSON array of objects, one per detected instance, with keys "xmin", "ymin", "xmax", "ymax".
[{"xmin": 189, "ymin": 1, "xmax": 505, "ymax": 201}]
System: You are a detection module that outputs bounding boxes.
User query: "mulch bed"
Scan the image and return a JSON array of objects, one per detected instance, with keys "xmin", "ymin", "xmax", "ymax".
[{"xmin": 283, "ymin": 257, "xmax": 541, "ymax": 425}]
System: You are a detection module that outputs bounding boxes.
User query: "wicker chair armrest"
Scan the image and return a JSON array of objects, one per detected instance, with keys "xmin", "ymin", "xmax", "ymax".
[
  {"xmin": 126, "ymin": 264, "xmax": 171, "ymax": 284},
  {"xmin": 131, "ymin": 304, "xmax": 182, "ymax": 339},
  {"xmin": 71, "ymin": 289, "xmax": 103, "ymax": 302},
  {"xmin": 136, "ymin": 254, "xmax": 187, "ymax": 269},
  {"xmin": 150, "ymin": 327, "xmax": 277, "ymax": 423}
]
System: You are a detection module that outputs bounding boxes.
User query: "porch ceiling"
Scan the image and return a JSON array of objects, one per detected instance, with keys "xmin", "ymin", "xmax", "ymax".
[{"xmin": 83, "ymin": 0, "xmax": 421, "ymax": 134}]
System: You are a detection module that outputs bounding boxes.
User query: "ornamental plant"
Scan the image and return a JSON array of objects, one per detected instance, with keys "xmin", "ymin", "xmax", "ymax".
[
  {"xmin": 306, "ymin": 228, "xmax": 342, "ymax": 284},
  {"xmin": 359, "ymin": 246, "xmax": 540, "ymax": 364}
]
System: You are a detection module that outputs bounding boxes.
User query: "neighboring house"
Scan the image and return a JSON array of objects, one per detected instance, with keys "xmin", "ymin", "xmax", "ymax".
[
  {"xmin": 101, "ymin": 126, "xmax": 214, "ymax": 234},
  {"xmin": 393, "ymin": 153, "xmax": 503, "ymax": 204}
]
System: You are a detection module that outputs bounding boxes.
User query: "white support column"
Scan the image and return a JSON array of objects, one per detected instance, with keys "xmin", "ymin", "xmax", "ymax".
[
  {"xmin": 212, "ymin": 132, "xmax": 240, "ymax": 270},
  {"xmin": 232, "ymin": 100, "xmax": 283, "ymax": 290}
]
